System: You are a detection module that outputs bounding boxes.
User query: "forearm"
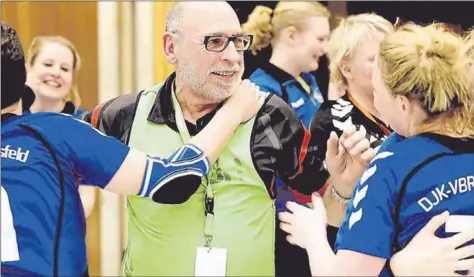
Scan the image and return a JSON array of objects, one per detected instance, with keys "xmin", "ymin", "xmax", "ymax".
[
  {"xmin": 188, "ymin": 105, "xmax": 241, "ymax": 165},
  {"xmin": 323, "ymin": 185, "xmax": 348, "ymax": 228},
  {"xmin": 105, "ymin": 145, "xmax": 208, "ymax": 204},
  {"xmin": 306, "ymin": 237, "xmax": 337, "ymax": 276}
]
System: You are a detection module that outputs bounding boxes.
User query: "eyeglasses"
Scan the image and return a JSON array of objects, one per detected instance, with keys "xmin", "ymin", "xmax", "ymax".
[{"xmin": 203, "ymin": 34, "xmax": 254, "ymax": 52}]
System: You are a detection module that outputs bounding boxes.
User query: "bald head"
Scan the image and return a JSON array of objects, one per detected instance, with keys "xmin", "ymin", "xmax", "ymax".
[
  {"xmin": 163, "ymin": 2, "xmax": 246, "ymax": 105},
  {"xmin": 165, "ymin": 2, "xmax": 240, "ymax": 34}
]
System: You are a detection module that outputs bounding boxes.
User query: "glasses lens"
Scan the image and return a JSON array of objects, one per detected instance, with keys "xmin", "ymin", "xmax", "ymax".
[
  {"xmin": 234, "ymin": 35, "xmax": 252, "ymax": 50},
  {"xmin": 206, "ymin": 37, "xmax": 228, "ymax": 52}
]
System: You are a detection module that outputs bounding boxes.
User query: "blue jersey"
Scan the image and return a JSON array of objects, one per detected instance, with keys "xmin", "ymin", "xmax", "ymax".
[
  {"xmin": 249, "ymin": 62, "xmax": 323, "ymax": 129},
  {"xmin": 335, "ymin": 133, "xmax": 474, "ymax": 276},
  {"xmin": 1, "ymin": 112, "xmax": 130, "ymax": 277}
]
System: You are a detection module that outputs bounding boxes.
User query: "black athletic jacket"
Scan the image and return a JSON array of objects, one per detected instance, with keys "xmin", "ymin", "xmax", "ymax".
[{"xmin": 81, "ymin": 72, "xmax": 328, "ymax": 199}]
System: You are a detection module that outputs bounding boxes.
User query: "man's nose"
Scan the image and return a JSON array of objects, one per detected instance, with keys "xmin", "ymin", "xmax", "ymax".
[{"xmin": 221, "ymin": 41, "xmax": 241, "ymax": 64}]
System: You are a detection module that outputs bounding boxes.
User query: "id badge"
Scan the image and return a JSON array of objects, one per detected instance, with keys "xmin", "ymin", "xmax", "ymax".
[
  {"xmin": 195, "ymin": 247, "xmax": 227, "ymax": 276},
  {"xmin": 446, "ymin": 215, "xmax": 474, "ymax": 233}
]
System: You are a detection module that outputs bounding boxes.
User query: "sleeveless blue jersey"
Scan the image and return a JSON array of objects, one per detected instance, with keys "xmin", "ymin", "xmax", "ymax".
[
  {"xmin": 336, "ymin": 133, "xmax": 474, "ymax": 276},
  {"xmin": 1, "ymin": 112, "xmax": 130, "ymax": 276}
]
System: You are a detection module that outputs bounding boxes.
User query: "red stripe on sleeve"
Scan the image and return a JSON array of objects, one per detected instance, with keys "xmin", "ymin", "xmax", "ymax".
[
  {"xmin": 288, "ymin": 125, "xmax": 311, "ymax": 180},
  {"xmin": 91, "ymin": 103, "xmax": 105, "ymax": 129}
]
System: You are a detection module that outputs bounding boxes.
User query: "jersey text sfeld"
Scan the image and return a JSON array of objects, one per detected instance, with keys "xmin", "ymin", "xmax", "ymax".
[{"xmin": 1, "ymin": 145, "xmax": 30, "ymax": 163}]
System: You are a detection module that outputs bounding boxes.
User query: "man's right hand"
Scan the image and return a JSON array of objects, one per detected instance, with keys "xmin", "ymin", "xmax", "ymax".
[
  {"xmin": 390, "ymin": 211, "xmax": 474, "ymax": 276},
  {"xmin": 223, "ymin": 79, "xmax": 265, "ymax": 123}
]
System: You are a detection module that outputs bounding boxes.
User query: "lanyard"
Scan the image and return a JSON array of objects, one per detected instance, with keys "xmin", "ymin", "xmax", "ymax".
[
  {"xmin": 347, "ymin": 93, "xmax": 392, "ymax": 136},
  {"xmin": 171, "ymin": 88, "xmax": 215, "ymax": 248}
]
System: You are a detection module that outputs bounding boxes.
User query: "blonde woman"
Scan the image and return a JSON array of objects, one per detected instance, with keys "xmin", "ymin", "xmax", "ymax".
[
  {"xmin": 242, "ymin": 3, "xmax": 331, "ymax": 276},
  {"xmin": 25, "ymin": 36, "xmax": 83, "ymax": 116},
  {"xmin": 243, "ymin": 2, "xmax": 330, "ymax": 128},
  {"xmin": 307, "ymin": 13, "xmax": 394, "ymax": 240},
  {"xmin": 280, "ymin": 23, "xmax": 474, "ymax": 276},
  {"xmin": 24, "ymin": 36, "xmax": 95, "ymax": 217}
]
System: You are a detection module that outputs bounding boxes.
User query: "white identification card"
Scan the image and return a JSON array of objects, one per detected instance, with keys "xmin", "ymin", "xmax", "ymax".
[
  {"xmin": 446, "ymin": 215, "xmax": 474, "ymax": 233},
  {"xmin": 195, "ymin": 247, "xmax": 227, "ymax": 277}
]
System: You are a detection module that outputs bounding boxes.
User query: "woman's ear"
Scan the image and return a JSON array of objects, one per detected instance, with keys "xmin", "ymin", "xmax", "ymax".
[
  {"xmin": 397, "ymin": 95, "xmax": 416, "ymax": 114},
  {"xmin": 25, "ymin": 62, "xmax": 31, "ymax": 74},
  {"xmin": 280, "ymin": 26, "xmax": 299, "ymax": 46},
  {"xmin": 339, "ymin": 61, "xmax": 353, "ymax": 81}
]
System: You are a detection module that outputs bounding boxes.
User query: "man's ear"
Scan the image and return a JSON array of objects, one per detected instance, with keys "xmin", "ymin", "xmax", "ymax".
[
  {"xmin": 163, "ymin": 32, "xmax": 178, "ymax": 64},
  {"xmin": 339, "ymin": 61, "xmax": 353, "ymax": 81}
]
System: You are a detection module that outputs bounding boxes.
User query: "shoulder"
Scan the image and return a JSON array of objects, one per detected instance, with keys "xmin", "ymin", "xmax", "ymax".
[
  {"xmin": 29, "ymin": 112, "xmax": 92, "ymax": 131},
  {"xmin": 9, "ymin": 113, "xmax": 85, "ymax": 145},
  {"xmin": 88, "ymin": 93, "xmax": 140, "ymax": 127},
  {"xmin": 367, "ymin": 135, "xmax": 447, "ymax": 182},
  {"xmin": 260, "ymin": 93, "xmax": 299, "ymax": 124},
  {"xmin": 250, "ymin": 68, "xmax": 282, "ymax": 95},
  {"xmin": 22, "ymin": 112, "xmax": 72, "ymax": 125},
  {"xmin": 376, "ymin": 133, "xmax": 405, "ymax": 153},
  {"xmin": 312, "ymin": 95, "xmax": 354, "ymax": 131},
  {"xmin": 310, "ymin": 98, "xmax": 340, "ymax": 129},
  {"xmin": 81, "ymin": 92, "xmax": 141, "ymax": 140}
]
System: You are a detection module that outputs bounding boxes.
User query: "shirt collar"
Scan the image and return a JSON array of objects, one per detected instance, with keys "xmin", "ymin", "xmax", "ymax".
[
  {"xmin": 260, "ymin": 61, "xmax": 314, "ymax": 86},
  {"xmin": 147, "ymin": 72, "xmax": 177, "ymax": 124},
  {"xmin": 146, "ymin": 72, "xmax": 223, "ymax": 135}
]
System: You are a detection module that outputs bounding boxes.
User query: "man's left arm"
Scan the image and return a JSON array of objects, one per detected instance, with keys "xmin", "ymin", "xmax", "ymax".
[
  {"xmin": 255, "ymin": 95, "xmax": 326, "ymax": 198},
  {"xmin": 269, "ymin": 97, "xmax": 327, "ymax": 197},
  {"xmin": 264, "ymin": 96, "xmax": 349, "ymax": 246}
]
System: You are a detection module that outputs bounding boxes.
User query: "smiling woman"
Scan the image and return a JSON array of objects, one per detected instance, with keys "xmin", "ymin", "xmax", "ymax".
[
  {"xmin": 25, "ymin": 36, "xmax": 84, "ymax": 117},
  {"xmin": 241, "ymin": 2, "xmax": 332, "ymax": 277},
  {"xmin": 243, "ymin": 2, "xmax": 331, "ymax": 127}
]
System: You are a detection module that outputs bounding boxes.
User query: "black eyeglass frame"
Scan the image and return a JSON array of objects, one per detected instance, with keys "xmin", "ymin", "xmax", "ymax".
[{"xmin": 203, "ymin": 34, "xmax": 254, "ymax": 52}]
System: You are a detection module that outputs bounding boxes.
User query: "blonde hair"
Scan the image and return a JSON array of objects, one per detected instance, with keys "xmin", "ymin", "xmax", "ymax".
[
  {"xmin": 379, "ymin": 23, "xmax": 474, "ymax": 137},
  {"xmin": 27, "ymin": 36, "xmax": 82, "ymax": 107},
  {"xmin": 326, "ymin": 13, "xmax": 393, "ymax": 88},
  {"xmin": 464, "ymin": 28, "xmax": 474, "ymax": 60},
  {"xmin": 242, "ymin": 2, "xmax": 330, "ymax": 56}
]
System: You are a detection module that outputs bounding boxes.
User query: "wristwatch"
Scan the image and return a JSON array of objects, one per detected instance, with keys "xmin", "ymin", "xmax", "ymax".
[{"xmin": 330, "ymin": 182, "xmax": 351, "ymax": 205}]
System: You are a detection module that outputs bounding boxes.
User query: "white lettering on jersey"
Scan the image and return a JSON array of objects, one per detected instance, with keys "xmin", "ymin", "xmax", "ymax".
[
  {"xmin": 417, "ymin": 175, "xmax": 474, "ymax": 212},
  {"xmin": 1, "ymin": 145, "xmax": 30, "ymax": 163}
]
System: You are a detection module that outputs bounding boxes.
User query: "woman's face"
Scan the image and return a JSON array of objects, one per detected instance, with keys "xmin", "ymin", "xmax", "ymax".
[
  {"xmin": 26, "ymin": 41, "xmax": 74, "ymax": 102},
  {"xmin": 372, "ymin": 58, "xmax": 409, "ymax": 136},
  {"xmin": 294, "ymin": 16, "xmax": 331, "ymax": 72},
  {"xmin": 344, "ymin": 33, "xmax": 385, "ymax": 102}
]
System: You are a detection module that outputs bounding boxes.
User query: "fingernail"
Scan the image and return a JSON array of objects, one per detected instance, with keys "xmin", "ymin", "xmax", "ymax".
[{"xmin": 313, "ymin": 192, "xmax": 321, "ymax": 198}]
